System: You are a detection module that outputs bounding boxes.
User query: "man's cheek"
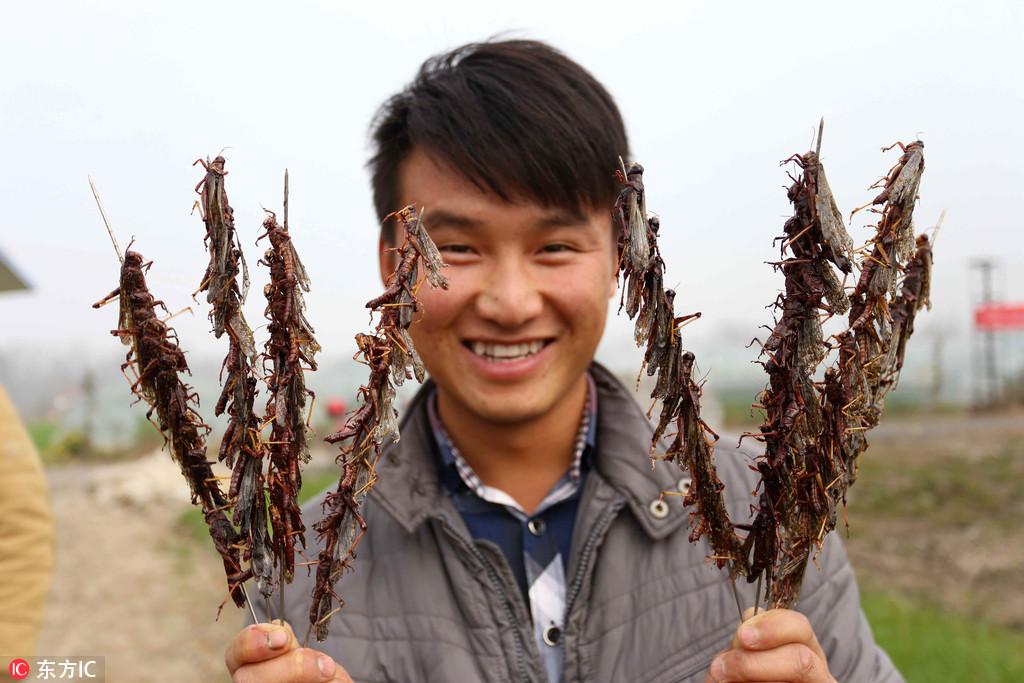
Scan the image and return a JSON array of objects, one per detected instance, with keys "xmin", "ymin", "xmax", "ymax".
[{"xmin": 413, "ymin": 290, "xmax": 457, "ymax": 328}]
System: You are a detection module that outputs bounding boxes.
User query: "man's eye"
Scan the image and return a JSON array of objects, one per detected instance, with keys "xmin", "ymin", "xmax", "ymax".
[
  {"xmin": 439, "ymin": 244, "xmax": 474, "ymax": 254},
  {"xmin": 540, "ymin": 244, "xmax": 574, "ymax": 254}
]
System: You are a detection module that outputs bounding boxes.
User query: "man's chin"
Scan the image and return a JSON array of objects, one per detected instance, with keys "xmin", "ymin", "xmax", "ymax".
[
  {"xmin": 442, "ymin": 385, "xmax": 554, "ymax": 426},
  {"xmin": 474, "ymin": 404, "xmax": 549, "ymax": 426},
  {"xmin": 466, "ymin": 394, "xmax": 549, "ymax": 424}
]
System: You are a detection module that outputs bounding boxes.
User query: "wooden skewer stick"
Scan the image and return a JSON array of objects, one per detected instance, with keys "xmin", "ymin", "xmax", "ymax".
[
  {"xmin": 92, "ymin": 175, "xmax": 268, "ymax": 628},
  {"xmin": 88, "ymin": 176, "xmax": 123, "ymax": 265},
  {"xmin": 283, "ymin": 169, "xmax": 289, "ymax": 231},
  {"xmin": 239, "ymin": 583, "xmax": 262, "ymax": 625}
]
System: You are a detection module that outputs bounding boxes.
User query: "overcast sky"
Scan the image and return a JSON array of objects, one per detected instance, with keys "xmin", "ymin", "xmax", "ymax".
[{"xmin": 2, "ymin": 0, "xmax": 1021, "ymax": 393}]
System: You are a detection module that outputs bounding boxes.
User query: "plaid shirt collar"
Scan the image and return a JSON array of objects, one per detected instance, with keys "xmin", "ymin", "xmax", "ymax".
[{"xmin": 426, "ymin": 371, "xmax": 598, "ymax": 514}]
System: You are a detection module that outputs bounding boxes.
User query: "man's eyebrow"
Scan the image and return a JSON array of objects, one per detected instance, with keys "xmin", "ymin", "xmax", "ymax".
[
  {"xmin": 422, "ymin": 209, "xmax": 477, "ymax": 229},
  {"xmin": 422, "ymin": 207, "xmax": 587, "ymax": 230},
  {"xmin": 535, "ymin": 209, "xmax": 587, "ymax": 229}
]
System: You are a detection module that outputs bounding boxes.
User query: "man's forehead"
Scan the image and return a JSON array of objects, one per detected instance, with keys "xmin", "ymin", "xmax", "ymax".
[
  {"xmin": 423, "ymin": 205, "xmax": 588, "ymax": 231},
  {"xmin": 397, "ymin": 147, "xmax": 594, "ymax": 227}
]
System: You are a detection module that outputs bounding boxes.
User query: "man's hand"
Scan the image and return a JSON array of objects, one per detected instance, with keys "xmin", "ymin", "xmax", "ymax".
[
  {"xmin": 225, "ymin": 619, "xmax": 352, "ymax": 683},
  {"xmin": 704, "ymin": 608, "xmax": 837, "ymax": 683}
]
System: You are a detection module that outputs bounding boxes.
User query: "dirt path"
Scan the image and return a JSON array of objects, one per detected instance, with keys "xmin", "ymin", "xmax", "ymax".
[
  {"xmin": 845, "ymin": 407, "xmax": 1024, "ymax": 630},
  {"xmin": 38, "ymin": 455, "xmax": 245, "ymax": 682}
]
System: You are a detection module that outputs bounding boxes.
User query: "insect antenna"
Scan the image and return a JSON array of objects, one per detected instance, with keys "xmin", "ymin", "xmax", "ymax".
[
  {"xmin": 928, "ymin": 209, "xmax": 946, "ymax": 248},
  {"xmin": 160, "ymin": 306, "xmax": 194, "ymax": 323}
]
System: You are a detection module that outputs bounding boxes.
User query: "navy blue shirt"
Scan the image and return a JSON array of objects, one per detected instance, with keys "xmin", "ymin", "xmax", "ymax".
[{"xmin": 425, "ymin": 373, "xmax": 599, "ymax": 683}]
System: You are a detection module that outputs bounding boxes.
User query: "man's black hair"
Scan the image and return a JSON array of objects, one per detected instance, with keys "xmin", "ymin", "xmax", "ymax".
[{"xmin": 368, "ymin": 38, "xmax": 630, "ymax": 242}]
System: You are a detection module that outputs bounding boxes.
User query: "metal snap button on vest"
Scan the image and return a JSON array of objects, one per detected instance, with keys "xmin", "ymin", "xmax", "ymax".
[
  {"xmin": 542, "ymin": 624, "xmax": 562, "ymax": 646},
  {"xmin": 677, "ymin": 477, "xmax": 692, "ymax": 494},
  {"xmin": 648, "ymin": 498, "xmax": 669, "ymax": 519},
  {"xmin": 527, "ymin": 518, "xmax": 546, "ymax": 536}
]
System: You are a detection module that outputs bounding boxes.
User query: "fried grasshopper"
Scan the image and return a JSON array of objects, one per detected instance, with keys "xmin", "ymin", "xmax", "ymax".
[
  {"xmin": 744, "ymin": 133, "xmax": 855, "ymax": 608},
  {"xmin": 258, "ymin": 199, "xmax": 320, "ymax": 587},
  {"xmin": 750, "ymin": 135, "xmax": 930, "ymax": 608},
  {"xmin": 94, "ymin": 248, "xmax": 250, "ymax": 612},
  {"xmin": 193, "ymin": 155, "xmax": 273, "ymax": 597},
  {"xmin": 615, "ymin": 129, "xmax": 933, "ymax": 611},
  {"xmin": 308, "ymin": 206, "xmax": 448, "ymax": 642},
  {"xmin": 612, "ymin": 161, "xmax": 746, "ymax": 578}
]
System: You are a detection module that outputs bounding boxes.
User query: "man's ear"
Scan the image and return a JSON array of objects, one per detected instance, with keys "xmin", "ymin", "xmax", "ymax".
[
  {"xmin": 607, "ymin": 231, "xmax": 620, "ymax": 300},
  {"xmin": 377, "ymin": 229, "xmax": 396, "ymax": 286}
]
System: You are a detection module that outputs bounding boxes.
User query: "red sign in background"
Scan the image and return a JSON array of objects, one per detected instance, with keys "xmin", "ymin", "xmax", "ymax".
[{"xmin": 974, "ymin": 303, "xmax": 1024, "ymax": 331}]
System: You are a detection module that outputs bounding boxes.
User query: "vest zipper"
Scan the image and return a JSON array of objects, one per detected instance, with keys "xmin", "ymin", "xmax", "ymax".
[
  {"xmin": 559, "ymin": 496, "xmax": 626, "ymax": 683},
  {"xmin": 438, "ymin": 514, "xmax": 533, "ymax": 683},
  {"xmin": 563, "ymin": 498, "xmax": 712, "ymax": 683},
  {"xmin": 564, "ymin": 497, "xmax": 625, "ymax": 616}
]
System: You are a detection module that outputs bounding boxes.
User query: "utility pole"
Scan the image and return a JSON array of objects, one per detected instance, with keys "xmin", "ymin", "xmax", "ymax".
[
  {"xmin": 929, "ymin": 330, "xmax": 945, "ymax": 407},
  {"xmin": 82, "ymin": 368, "xmax": 97, "ymax": 454},
  {"xmin": 971, "ymin": 259, "xmax": 1000, "ymax": 407}
]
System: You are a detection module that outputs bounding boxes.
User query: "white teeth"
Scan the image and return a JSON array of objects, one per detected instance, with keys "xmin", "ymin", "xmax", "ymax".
[{"xmin": 468, "ymin": 340, "xmax": 546, "ymax": 361}]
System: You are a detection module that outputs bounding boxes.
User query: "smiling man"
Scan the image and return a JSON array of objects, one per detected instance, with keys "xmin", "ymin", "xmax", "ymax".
[{"xmin": 225, "ymin": 39, "xmax": 903, "ymax": 683}]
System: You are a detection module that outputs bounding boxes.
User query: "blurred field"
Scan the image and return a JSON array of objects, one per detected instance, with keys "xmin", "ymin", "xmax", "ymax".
[
  {"xmin": 861, "ymin": 592, "xmax": 1024, "ymax": 681},
  {"xmin": 845, "ymin": 409, "xmax": 1024, "ymax": 681},
  {"xmin": 31, "ymin": 406, "xmax": 1024, "ymax": 682},
  {"xmin": 176, "ymin": 467, "xmax": 340, "ymax": 543},
  {"xmin": 722, "ymin": 400, "xmax": 1024, "ymax": 681}
]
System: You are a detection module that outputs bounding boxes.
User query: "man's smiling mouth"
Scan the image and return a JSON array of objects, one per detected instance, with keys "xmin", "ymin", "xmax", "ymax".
[{"xmin": 463, "ymin": 339, "xmax": 553, "ymax": 362}]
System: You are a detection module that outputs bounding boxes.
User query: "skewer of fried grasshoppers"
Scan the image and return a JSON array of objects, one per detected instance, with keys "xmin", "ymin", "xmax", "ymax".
[
  {"xmin": 89, "ymin": 176, "xmax": 263, "ymax": 626},
  {"xmin": 305, "ymin": 205, "xmax": 448, "ymax": 645}
]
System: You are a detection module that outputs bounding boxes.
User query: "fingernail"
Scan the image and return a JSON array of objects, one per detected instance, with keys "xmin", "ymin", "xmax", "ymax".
[
  {"xmin": 710, "ymin": 656, "xmax": 726, "ymax": 681},
  {"xmin": 267, "ymin": 628, "xmax": 288, "ymax": 649},
  {"xmin": 318, "ymin": 654, "xmax": 336, "ymax": 677},
  {"xmin": 739, "ymin": 624, "xmax": 759, "ymax": 647}
]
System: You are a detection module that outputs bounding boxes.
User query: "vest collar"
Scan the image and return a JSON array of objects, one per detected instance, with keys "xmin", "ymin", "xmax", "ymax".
[{"xmin": 371, "ymin": 361, "xmax": 691, "ymax": 540}]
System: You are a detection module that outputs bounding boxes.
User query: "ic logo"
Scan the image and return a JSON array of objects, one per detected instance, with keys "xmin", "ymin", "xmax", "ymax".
[{"xmin": 8, "ymin": 658, "xmax": 30, "ymax": 680}]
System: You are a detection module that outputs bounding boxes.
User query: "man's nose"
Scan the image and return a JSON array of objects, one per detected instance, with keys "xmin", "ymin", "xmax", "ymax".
[{"xmin": 475, "ymin": 255, "xmax": 543, "ymax": 328}]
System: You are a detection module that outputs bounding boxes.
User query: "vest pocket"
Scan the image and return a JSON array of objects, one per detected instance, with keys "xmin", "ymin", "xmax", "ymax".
[
  {"xmin": 641, "ymin": 635, "xmax": 726, "ymax": 683},
  {"xmin": 649, "ymin": 658, "xmax": 713, "ymax": 683}
]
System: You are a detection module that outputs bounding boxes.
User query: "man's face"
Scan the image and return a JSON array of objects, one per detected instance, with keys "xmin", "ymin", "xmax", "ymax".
[{"xmin": 379, "ymin": 147, "xmax": 618, "ymax": 426}]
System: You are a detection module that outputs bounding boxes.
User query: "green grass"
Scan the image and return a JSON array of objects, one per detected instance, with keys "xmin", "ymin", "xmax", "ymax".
[
  {"xmin": 32, "ymin": 415, "xmax": 167, "ymax": 465},
  {"xmin": 176, "ymin": 468, "xmax": 340, "ymax": 542},
  {"xmin": 719, "ymin": 390, "xmax": 766, "ymax": 429},
  {"xmin": 863, "ymin": 590, "xmax": 1024, "ymax": 682},
  {"xmin": 719, "ymin": 392, "xmax": 964, "ymax": 430},
  {"xmin": 27, "ymin": 420, "xmax": 60, "ymax": 452},
  {"xmin": 851, "ymin": 441, "xmax": 1022, "ymax": 530}
]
